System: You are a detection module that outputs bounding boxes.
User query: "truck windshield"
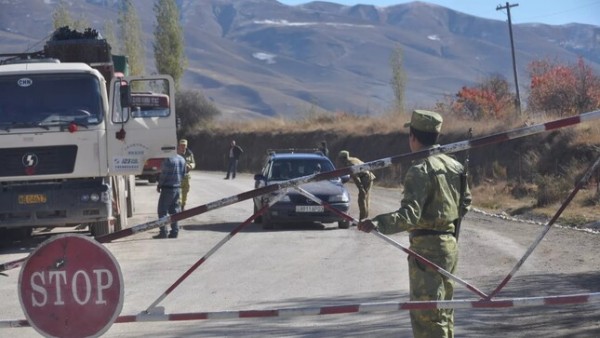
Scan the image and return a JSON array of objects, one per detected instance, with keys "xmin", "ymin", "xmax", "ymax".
[{"xmin": 0, "ymin": 73, "xmax": 103, "ymax": 130}]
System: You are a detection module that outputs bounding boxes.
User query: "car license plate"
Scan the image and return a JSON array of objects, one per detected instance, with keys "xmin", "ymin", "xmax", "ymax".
[
  {"xmin": 296, "ymin": 205, "xmax": 324, "ymax": 212},
  {"xmin": 18, "ymin": 194, "xmax": 47, "ymax": 204}
]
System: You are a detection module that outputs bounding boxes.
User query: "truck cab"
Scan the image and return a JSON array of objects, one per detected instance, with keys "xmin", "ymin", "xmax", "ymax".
[{"xmin": 0, "ymin": 27, "xmax": 177, "ymax": 237}]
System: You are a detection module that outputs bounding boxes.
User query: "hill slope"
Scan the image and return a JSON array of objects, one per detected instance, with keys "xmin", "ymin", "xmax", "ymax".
[{"xmin": 0, "ymin": 0, "xmax": 599, "ymax": 118}]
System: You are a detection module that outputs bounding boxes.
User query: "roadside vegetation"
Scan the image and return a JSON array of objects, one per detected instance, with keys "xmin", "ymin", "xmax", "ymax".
[
  {"xmin": 52, "ymin": 3, "xmax": 600, "ymax": 227},
  {"xmin": 183, "ymin": 56, "xmax": 600, "ymax": 228}
]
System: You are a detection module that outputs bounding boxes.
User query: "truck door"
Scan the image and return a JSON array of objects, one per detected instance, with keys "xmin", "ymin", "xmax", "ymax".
[{"xmin": 107, "ymin": 75, "xmax": 177, "ymax": 175}]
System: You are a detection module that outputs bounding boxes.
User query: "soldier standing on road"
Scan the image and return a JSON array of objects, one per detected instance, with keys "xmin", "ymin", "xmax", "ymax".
[
  {"xmin": 318, "ymin": 140, "xmax": 329, "ymax": 157},
  {"xmin": 224, "ymin": 140, "xmax": 243, "ymax": 179},
  {"xmin": 178, "ymin": 139, "xmax": 196, "ymax": 210},
  {"xmin": 337, "ymin": 150, "xmax": 376, "ymax": 220},
  {"xmin": 154, "ymin": 152, "xmax": 186, "ymax": 239},
  {"xmin": 357, "ymin": 110, "xmax": 472, "ymax": 338}
]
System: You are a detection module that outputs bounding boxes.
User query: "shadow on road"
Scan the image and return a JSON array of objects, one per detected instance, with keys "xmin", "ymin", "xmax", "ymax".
[{"xmin": 455, "ymin": 271, "xmax": 600, "ymax": 337}]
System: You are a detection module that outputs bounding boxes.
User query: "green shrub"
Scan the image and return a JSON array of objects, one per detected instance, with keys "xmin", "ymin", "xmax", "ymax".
[{"xmin": 534, "ymin": 174, "xmax": 572, "ymax": 207}]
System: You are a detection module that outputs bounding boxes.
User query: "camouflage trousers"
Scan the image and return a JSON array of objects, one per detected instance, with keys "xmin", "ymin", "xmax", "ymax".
[
  {"xmin": 181, "ymin": 175, "xmax": 191, "ymax": 210},
  {"xmin": 408, "ymin": 233, "xmax": 458, "ymax": 338},
  {"xmin": 357, "ymin": 175, "xmax": 373, "ymax": 220}
]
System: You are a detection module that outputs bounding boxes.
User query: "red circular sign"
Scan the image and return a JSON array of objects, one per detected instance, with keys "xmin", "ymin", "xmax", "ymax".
[{"xmin": 18, "ymin": 234, "xmax": 124, "ymax": 338}]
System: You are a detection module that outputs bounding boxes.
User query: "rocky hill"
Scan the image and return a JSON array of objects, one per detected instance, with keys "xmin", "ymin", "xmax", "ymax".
[{"xmin": 1, "ymin": 0, "xmax": 599, "ymax": 119}]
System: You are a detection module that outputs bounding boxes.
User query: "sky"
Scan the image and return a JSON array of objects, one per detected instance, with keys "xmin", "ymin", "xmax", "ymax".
[{"xmin": 278, "ymin": 0, "xmax": 600, "ymax": 26}]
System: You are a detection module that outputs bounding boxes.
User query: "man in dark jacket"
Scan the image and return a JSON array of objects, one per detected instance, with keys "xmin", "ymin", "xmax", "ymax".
[{"xmin": 225, "ymin": 140, "xmax": 243, "ymax": 179}]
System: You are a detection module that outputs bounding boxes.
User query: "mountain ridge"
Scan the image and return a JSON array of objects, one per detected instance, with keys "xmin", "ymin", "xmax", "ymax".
[{"xmin": 0, "ymin": 0, "xmax": 598, "ymax": 119}]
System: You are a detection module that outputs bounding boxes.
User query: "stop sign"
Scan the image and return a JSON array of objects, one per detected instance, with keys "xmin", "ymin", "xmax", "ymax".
[{"xmin": 18, "ymin": 234, "xmax": 124, "ymax": 338}]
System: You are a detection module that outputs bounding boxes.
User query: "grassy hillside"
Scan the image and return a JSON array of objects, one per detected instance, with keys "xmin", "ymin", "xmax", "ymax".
[{"xmin": 186, "ymin": 112, "xmax": 600, "ymax": 227}]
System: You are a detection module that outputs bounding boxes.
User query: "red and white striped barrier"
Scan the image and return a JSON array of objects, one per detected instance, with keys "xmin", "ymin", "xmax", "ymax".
[
  {"xmin": 143, "ymin": 191, "xmax": 290, "ymax": 313},
  {"xmin": 487, "ymin": 154, "xmax": 600, "ymax": 299},
  {"xmin": 293, "ymin": 186, "xmax": 490, "ymax": 299},
  {"xmin": 1, "ymin": 110, "xmax": 599, "ymax": 273},
  {"xmin": 2, "ymin": 292, "xmax": 599, "ymax": 327}
]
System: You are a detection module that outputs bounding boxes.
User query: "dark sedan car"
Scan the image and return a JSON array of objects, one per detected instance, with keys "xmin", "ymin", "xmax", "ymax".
[{"xmin": 253, "ymin": 150, "xmax": 351, "ymax": 229}]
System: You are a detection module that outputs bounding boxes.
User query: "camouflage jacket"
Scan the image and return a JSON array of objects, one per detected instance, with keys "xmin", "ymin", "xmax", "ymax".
[
  {"xmin": 341, "ymin": 157, "xmax": 376, "ymax": 189},
  {"xmin": 182, "ymin": 148, "xmax": 196, "ymax": 177},
  {"xmin": 373, "ymin": 151, "xmax": 471, "ymax": 235}
]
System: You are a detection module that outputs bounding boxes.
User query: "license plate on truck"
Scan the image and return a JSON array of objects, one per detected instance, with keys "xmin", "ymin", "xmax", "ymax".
[
  {"xmin": 296, "ymin": 205, "xmax": 324, "ymax": 212},
  {"xmin": 18, "ymin": 194, "xmax": 47, "ymax": 204}
]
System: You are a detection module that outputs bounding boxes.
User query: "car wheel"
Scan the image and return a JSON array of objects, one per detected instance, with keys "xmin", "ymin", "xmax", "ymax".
[
  {"xmin": 262, "ymin": 213, "xmax": 274, "ymax": 230},
  {"xmin": 148, "ymin": 175, "xmax": 157, "ymax": 183},
  {"xmin": 253, "ymin": 204, "xmax": 263, "ymax": 223},
  {"xmin": 338, "ymin": 220, "xmax": 350, "ymax": 229}
]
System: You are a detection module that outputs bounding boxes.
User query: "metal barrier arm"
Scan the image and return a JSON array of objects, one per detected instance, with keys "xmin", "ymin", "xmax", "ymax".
[
  {"xmin": 2, "ymin": 292, "xmax": 599, "ymax": 327},
  {"xmin": 293, "ymin": 186, "xmax": 489, "ymax": 299},
  {"xmin": 97, "ymin": 109, "xmax": 600, "ymax": 244},
  {"xmin": 486, "ymin": 153, "xmax": 600, "ymax": 299},
  {"xmin": 2, "ymin": 109, "xmax": 599, "ymax": 273},
  {"xmin": 143, "ymin": 189, "xmax": 292, "ymax": 313}
]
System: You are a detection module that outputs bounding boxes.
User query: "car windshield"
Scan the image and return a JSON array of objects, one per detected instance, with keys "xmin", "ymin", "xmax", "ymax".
[
  {"xmin": 0, "ymin": 73, "xmax": 103, "ymax": 130},
  {"xmin": 269, "ymin": 158, "xmax": 334, "ymax": 180}
]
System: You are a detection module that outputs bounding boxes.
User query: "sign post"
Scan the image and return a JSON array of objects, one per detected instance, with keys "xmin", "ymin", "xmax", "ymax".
[{"xmin": 18, "ymin": 234, "xmax": 124, "ymax": 338}]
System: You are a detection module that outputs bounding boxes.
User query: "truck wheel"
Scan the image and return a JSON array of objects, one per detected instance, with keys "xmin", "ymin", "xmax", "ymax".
[
  {"xmin": 262, "ymin": 214, "xmax": 274, "ymax": 230},
  {"xmin": 126, "ymin": 175, "xmax": 136, "ymax": 217},
  {"xmin": 338, "ymin": 220, "xmax": 350, "ymax": 229},
  {"xmin": 90, "ymin": 221, "xmax": 111, "ymax": 237}
]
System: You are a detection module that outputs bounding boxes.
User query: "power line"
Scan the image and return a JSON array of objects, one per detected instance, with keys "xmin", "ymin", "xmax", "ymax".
[{"xmin": 518, "ymin": 1, "xmax": 600, "ymax": 25}]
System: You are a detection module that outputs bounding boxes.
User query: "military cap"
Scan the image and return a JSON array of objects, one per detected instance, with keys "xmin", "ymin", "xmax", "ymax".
[
  {"xmin": 179, "ymin": 139, "xmax": 188, "ymax": 145},
  {"xmin": 338, "ymin": 150, "xmax": 350, "ymax": 159},
  {"xmin": 404, "ymin": 110, "xmax": 443, "ymax": 133}
]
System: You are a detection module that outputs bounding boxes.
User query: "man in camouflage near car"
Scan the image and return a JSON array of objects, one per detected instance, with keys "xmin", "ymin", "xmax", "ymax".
[
  {"xmin": 178, "ymin": 139, "xmax": 196, "ymax": 210},
  {"xmin": 337, "ymin": 150, "xmax": 376, "ymax": 220},
  {"xmin": 357, "ymin": 110, "xmax": 471, "ymax": 338}
]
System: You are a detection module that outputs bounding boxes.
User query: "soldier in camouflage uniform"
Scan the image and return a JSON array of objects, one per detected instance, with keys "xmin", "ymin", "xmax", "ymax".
[
  {"xmin": 337, "ymin": 150, "xmax": 376, "ymax": 220},
  {"xmin": 357, "ymin": 110, "xmax": 471, "ymax": 338},
  {"xmin": 178, "ymin": 139, "xmax": 196, "ymax": 210}
]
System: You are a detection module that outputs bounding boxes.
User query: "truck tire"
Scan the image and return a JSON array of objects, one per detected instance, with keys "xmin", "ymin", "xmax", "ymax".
[
  {"xmin": 113, "ymin": 176, "xmax": 128, "ymax": 232},
  {"xmin": 90, "ymin": 221, "xmax": 112, "ymax": 237},
  {"xmin": 126, "ymin": 175, "xmax": 136, "ymax": 218},
  {"xmin": 338, "ymin": 220, "xmax": 350, "ymax": 229}
]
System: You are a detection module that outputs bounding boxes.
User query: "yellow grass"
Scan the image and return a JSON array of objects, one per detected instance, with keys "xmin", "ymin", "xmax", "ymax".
[{"xmin": 204, "ymin": 110, "xmax": 600, "ymax": 227}]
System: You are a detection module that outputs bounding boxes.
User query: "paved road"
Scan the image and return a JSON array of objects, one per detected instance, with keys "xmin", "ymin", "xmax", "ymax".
[{"xmin": 0, "ymin": 171, "xmax": 599, "ymax": 337}]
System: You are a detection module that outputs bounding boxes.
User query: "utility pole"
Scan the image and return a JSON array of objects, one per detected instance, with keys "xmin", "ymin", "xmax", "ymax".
[{"xmin": 496, "ymin": 2, "xmax": 522, "ymax": 115}]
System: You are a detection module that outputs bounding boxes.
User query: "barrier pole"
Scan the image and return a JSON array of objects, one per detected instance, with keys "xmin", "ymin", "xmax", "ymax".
[
  {"xmin": 2, "ymin": 110, "xmax": 599, "ymax": 273},
  {"xmin": 294, "ymin": 186, "xmax": 489, "ymax": 299},
  {"xmin": 143, "ymin": 190, "xmax": 290, "ymax": 313},
  {"xmin": 486, "ymin": 153, "xmax": 600, "ymax": 299}
]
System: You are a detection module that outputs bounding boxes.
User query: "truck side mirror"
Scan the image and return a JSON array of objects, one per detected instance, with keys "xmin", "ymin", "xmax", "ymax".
[{"xmin": 120, "ymin": 83, "xmax": 131, "ymax": 108}]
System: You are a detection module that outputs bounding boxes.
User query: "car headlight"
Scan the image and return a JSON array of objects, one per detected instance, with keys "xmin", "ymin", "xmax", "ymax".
[{"xmin": 329, "ymin": 191, "xmax": 349, "ymax": 203}]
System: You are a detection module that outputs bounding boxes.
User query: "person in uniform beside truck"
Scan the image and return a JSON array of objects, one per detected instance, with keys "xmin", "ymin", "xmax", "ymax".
[
  {"xmin": 178, "ymin": 139, "xmax": 195, "ymax": 210},
  {"xmin": 154, "ymin": 153, "xmax": 186, "ymax": 239}
]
